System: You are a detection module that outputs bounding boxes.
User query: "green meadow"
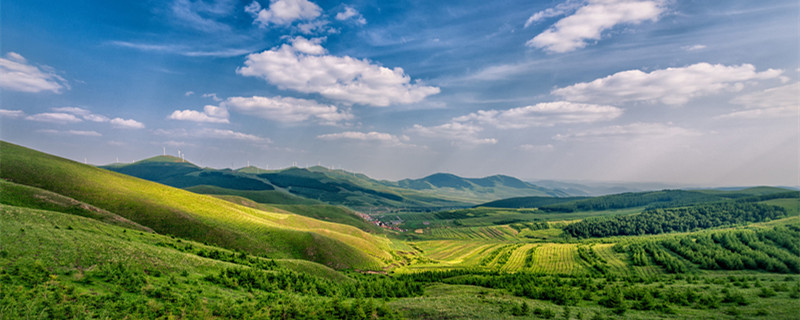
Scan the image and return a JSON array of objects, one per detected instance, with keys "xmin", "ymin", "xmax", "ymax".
[{"xmin": 2, "ymin": 141, "xmax": 799, "ymax": 319}]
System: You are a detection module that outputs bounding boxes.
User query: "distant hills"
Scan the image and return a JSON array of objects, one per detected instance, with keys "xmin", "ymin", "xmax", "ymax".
[
  {"xmin": 101, "ymin": 156, "xmax": 568, "ymax": 208},
  {"xmin": 477, "ymin": 187, "xmax": 798, "ymax": 211}
]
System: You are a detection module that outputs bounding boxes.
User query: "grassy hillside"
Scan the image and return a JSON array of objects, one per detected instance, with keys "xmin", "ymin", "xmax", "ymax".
[
  {"xmin": 0, "ymin": 179, "xmax": 152, "ymax": 232},
  {"xmin": 185, "ymin": 184, "xmax": 319, "ymax": 205},
  {"xmin": 0, "ymin": 141, "xmax": 392, "ymax": 269},
  {"xmin": 209, "ymin": 194, "xmax": 383, "ymax": 233},
  {"xmin": 0, "ymin": 205, "xmax": 416, "ymax": 318}
]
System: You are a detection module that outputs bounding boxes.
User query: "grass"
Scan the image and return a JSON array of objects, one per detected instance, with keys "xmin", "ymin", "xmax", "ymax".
[
  {"xmin": 0, "ymin": 205, "xmax": 410, "ymax": 319},
  {"xmin": 0, "ymin": 141, "xmax": 392, "ymax": 270},
  {"xmin": 185, "ymin": 184, "xmax": 320, "ymax": 205}
]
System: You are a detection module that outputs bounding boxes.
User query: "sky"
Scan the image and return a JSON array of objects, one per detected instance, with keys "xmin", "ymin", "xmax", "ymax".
[{"xmin": 1, "ymin": 0, "xmax": 798, "ymax": 186}]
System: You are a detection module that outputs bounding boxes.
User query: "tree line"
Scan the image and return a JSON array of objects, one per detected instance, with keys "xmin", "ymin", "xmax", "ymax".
[{"xmin": 563, "ymin": 202, "xmax": 786, "ymax": 238}]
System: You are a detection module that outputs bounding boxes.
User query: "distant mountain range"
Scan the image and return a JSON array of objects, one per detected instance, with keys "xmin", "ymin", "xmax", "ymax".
[{"xmin": 101, "ymin": 156, "xmax": 568, "ymax": 208}]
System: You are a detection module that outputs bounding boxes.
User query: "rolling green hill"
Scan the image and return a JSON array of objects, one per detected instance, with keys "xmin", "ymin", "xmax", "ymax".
[
  {"xmin": 0, "ymin": 141, "xmax": 392, "ymax": 269},
  {"xmin": 387, "ymin": 173, "xmax": 569, "ymax": 201},
  {"xmin": 102, "ymin": 157, "xmax": 568, "ymax": 208}
]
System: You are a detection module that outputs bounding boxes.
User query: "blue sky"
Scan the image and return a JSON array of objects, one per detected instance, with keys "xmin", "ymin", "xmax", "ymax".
[{"xmin": 1, "ymin": 0, "xmax": 798, "ymax": 186}]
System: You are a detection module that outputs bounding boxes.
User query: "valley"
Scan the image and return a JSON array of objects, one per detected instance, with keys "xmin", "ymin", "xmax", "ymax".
[{"xmin": 1, "ymin": 141, "xmax": 799, "ymax": 319}]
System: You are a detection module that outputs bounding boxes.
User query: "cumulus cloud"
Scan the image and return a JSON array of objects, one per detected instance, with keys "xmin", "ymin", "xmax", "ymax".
[
  {"xmin": 453, "ymin": 102, "xmax": 622, "ymax": 129},
  {"xmin": 527, "ymin": 0, "xmax": 666, "ymax": 53},
  {"xmin": 168, "ymin": 105, "xmax": 230, "ymax": 123},
  {"xmin": 317, "ymin": 131, "xmax": 412, "ymax": 146},
  {"xmin": 0, "ymin": 52, "xmax": 68, "ymax": 93},
  {"xmin": 408, "ymin": 122, "xmax": 497, "ymax": 145},
  {"xmin": 554, "ymin": 122, "xmax": 699, "ymax": 141},
  {"xmin": 552, "ymin": 63, "xmax": 784, "ymax": 105},
  {"xmin": 110, "ymin": 118, "xmax": 145, "ymax": 129},
  {"xmin": 335, "ymin": 5, "xmax": 366, "ymax": 25},
  {"xmin": 246, "ymin": 0, "xmax": 321, "ymax": 27},
  {"xmin": 224, "ymin": 95, "xmax": 352, "ymax": 125},
  {"xmin": 25, "ymin": 113, "xmax": 83, "ymax": 124},
  {"xmin": 720, "ymin": 83, "xmax": 799, "ymax": 119},
  {"xmin": 0, "ymin": 109, "xmax": 26, "ymax": 118},
  {"xmin": 237, "ymin": 37, "xmax": 440, "ymax": 107}
]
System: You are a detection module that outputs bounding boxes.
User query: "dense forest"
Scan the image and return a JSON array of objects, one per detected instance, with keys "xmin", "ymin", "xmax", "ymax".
[{"xmin": 563, "ymin": 202, "xmax": 787, "ymax": 238}]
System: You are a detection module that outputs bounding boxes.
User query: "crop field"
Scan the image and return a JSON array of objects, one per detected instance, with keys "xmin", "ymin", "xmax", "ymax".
[
  {"xmin": 422, "ymin": 225, "xmax": 519, "ymax": 240},
  {"xmin": 527, "ymin": 243, "xmax": 583, "ymax": 274},
  {"xmin": 591, "ymin": 243, "xmax": 629, "ymax": 274}
]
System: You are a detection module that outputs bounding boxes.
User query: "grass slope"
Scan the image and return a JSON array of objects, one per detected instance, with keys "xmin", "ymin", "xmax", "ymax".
[
  {"xmin": 185, "ymin": 184, "xmax": 319, "ymax": 205},
  {"xmin": 0, "ymin": 141, "xmax": 392, "ymax": 269},
  {"xmin": 0, "ymin": 179, "xmax": 152, "ymax": 232},
  {"xmin": 209, "ymin": 194, "xmax": 382, "ymax": 233}
]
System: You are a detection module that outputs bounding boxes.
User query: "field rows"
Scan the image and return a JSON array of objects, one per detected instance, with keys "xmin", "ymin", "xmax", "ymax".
[
  {"xmin": 591, "ymin": 244, "xmax": 627, "ymax": 273},
  {"xmin": 427, "ymin": 226, "xmax": 517, "ymax": 240}
]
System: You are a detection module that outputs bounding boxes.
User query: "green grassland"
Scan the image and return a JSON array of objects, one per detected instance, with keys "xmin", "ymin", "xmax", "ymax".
[
  {"xmin": 0, "ymin": 141, "xmax": 392, "ymax": 270},
  {"xmin": 185, "ymin": 184, "xmax": 321, "ymax": 205},
  {"xmin": 0, "ymin": 205, "xmax": 412, "ymax": 319},
  {"xmin": 3, "ymin": 141, "xmax": 800, "ymax": 319}
]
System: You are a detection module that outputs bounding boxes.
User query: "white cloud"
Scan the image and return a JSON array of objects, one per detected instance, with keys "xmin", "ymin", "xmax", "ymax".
[
  {"xmin": 528, "ymin": 0, "xmax": 666, "ymax": 53},
  {"xmin": 37, "ymin": 129, "xmax": 102, "ymax": 137},
  {"xmin": 0, "ymin": 109, "xmax": 26, "ymax": 118},
  {"xmin": 155, "ymin": 127, "xmax": 268, "ymax": 142},
  {"xmin": 682, "ymin": 44, "xmax": 707, "ymax": 51},
  {"xmin": 65, "ymin": 130, "xmax": 103, "ymax": 137},
  {"xmin": 524, "ymin": 0, "xmax": 583, "ymax": 28},
  {"xmin": 720, "ymin": 83, "xmax": 799, "ymax": 119},
  {"xmin": 185, "ymin": 91, "xmax": 195, "ymax": 96},
  {"xmin": 83, "ymin": 114, "xmax": 111, "ymax": 122},
  {"xmin": 554, "ymin": 122, "xmax": 699, "ymax": 141},
  {"xmin": 246, "ymin": 0, "xmax": 321, "ymax": 27},
  {"xmin": 110, "ymin": 41, "xmax": 251, "ymax": 57},
  {"xmin": 170, "ymin": 0, "xmax": 233, "ymax": 32},
  {"xmin": 453, "ymin": 102, "xmax": 622, "ymax": 129},
  {"xmin": 224, "ymin": 95, "xmax": 352, "ymax": 125},
  {"xmin": 237, "ymin": 37, "xmax": 440, "ymax": 107},
  {"xmin": 335, "ymin": 6, "xmax": 366, "ymax": 25},
  {"xmin": 200, "ymin": 128, "xmax": 266, "ymax": 142},
  {"xmin": 289, "ymin": 36, "xmax": 326, "ymax": 55},
  {"xmin": 202, "ymin": 93, "xmax": 222, "ymax": 102},
  {"xmin": 110, "ymin": 118, "xmax": 145, "ymax": 129},
  {"xmin": 517, "ymin": 144, "xmax": 555, "ymax": 152},
  {"xmin": 0, "ymin": 52, "xmax": 68, "ymax": 93},
  {"xmin": 317, "ymin": 131, "xmax": 412, "ymax": 146},
  {"xmin": 25, "ymin": 113, "xmax": 82, "ymax": 124},
  {"xmin": 52, "ymin": 106, "xmax": 91, "ymax": 116},
  {"xmin": 552, "ymin": 63, "xmax": 784, "ymax": 105},
  {"xmin": 168, "ymin": 105, "xmax": 230, "ymax": 123},
  {"xmin": 408, "ymin": 122, "xmax": 497, "ymax": 145}
]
